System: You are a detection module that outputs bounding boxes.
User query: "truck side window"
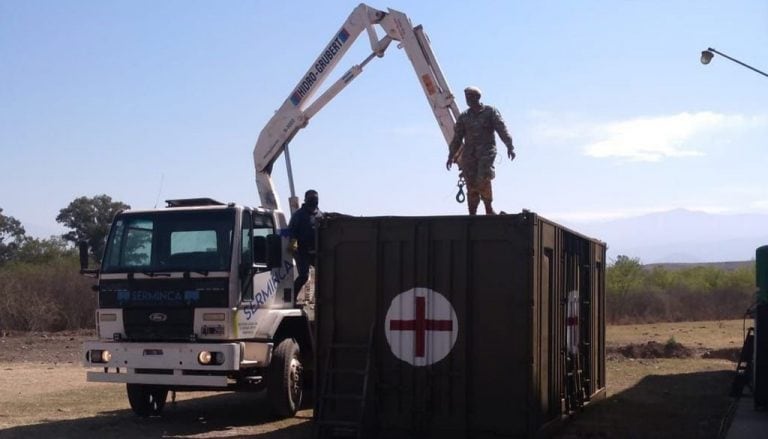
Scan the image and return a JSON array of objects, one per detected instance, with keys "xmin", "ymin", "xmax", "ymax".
[
  {"xmin": 105, "ymin": 220, "xmax": 125, "ymax": 268},
  {"xmin": 241, "ymin": 211, "xmax": 254, "ymax": 301},
  {"xmin": 123, "ymin": 219, "xmax": 154, "ymax": 267},
  {"xmin": 241, "ymin": 212, "xmax": 253, "ymax": 265},
  {"xmin": 252, "ymin": 213, "xmax": 274, "ymax": 266}
]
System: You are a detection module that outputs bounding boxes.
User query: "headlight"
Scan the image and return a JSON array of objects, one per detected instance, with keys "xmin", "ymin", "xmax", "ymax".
[
  {"xmin": 198, "ymin": 350, "xmax": 224, "ymax": 365},
  {"xmin": 88, "ymin": 349, "xmax": 112, "ymax": 364},
  {"xmin": 198, "ymin": 351, "xmax": 212, "ymax": 365}
]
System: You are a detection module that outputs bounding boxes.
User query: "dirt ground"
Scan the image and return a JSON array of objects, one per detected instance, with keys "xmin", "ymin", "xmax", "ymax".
[{"xmin": 0, "ymin": 320, "xmax": 747, "ymax": 438}]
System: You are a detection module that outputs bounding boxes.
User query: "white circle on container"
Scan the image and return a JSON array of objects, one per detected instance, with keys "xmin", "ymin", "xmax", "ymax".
[{"xmin": 384, "ymin": 287, "xmax": 459, "ymax": 366}]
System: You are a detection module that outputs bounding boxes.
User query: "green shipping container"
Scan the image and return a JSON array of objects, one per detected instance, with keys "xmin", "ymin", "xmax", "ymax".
[{"xmin": 314, "ymin": 212, "xmax": 607, "ymax": 438}]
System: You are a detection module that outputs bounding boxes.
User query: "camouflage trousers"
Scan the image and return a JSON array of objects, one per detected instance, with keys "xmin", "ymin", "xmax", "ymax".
[
  {"xmin": 460, "ymin": 149, "xmax": 496, "ymax": 203},
  {"xmin": 466, "ymin": 177, "xmax": 493, "ymax": 203}
]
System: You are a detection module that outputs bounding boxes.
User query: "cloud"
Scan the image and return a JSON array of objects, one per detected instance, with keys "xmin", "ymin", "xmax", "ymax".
[
  {"xmin": 585, "ymin": 112, "xmax": 729, "ymax": 162},
  {"xmin": 530, "ymin": 111, "xmax": 768, "ymax": 162}
]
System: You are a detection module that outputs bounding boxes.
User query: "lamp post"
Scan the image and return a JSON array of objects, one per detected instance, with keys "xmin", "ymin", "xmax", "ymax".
[{"xmin": 700, "ymin": 47, "xmax": 768, "ymax": 78}]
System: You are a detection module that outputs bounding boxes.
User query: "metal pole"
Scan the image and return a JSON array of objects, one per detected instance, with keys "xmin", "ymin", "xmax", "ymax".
[
  {"xmin": 284, "ymin": 144, "xmax": 300, "ymax": 214},
  {"xmin": 708, "ymin": 47, "xmax": 768, "ymax": 78}
]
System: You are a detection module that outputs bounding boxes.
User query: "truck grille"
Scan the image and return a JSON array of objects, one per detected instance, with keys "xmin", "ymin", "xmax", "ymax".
[{"xmin": 123, "ymin": 307, "xmax": 194, "ymax": 341}]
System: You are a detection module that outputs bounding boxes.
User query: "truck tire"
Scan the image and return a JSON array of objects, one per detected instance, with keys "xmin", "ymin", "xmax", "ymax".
[
  {"xmin": 126, "ymin": 384, "xmax": 168, "ymax": 417},
  {"xmin": 267, "ymin": 338, "xmax": 303, "ymax": 418}
]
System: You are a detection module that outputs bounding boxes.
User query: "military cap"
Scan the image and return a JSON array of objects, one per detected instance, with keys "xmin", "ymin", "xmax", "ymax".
[{"xmin": 464, "ymin": 86, "xmax": 482, "ymax": 96}]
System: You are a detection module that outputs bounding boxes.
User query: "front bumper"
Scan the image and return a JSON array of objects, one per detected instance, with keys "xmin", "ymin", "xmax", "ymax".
[{"xmin": 83, "ymin": 340, "xmax": 270, "ymax": 387}]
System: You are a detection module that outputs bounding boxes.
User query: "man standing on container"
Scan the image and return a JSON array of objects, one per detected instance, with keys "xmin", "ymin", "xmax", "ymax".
[
  {"xmin": 446, "ymin": 86, "xmax": 516, "ymax": 215},
  {"xmin": 288, "ymin": 189, "xmax": 322, "ymax": 304}
]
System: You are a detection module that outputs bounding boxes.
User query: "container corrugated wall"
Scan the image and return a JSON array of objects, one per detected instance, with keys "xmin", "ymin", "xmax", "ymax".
[{"xmin": 314, "ymin": 212, "xmax": 606, "ymax": 438}]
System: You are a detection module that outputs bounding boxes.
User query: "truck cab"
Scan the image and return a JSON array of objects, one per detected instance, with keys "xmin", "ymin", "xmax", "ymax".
[{"xmin": 82, "ymin": 198, "xmax": 311, "ymax": 417}]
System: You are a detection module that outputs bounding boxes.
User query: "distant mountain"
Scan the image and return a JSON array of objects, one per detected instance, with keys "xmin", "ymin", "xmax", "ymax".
[{"xmin": 557, "ymin": 209, "xmax": 768, "ymax": 264}]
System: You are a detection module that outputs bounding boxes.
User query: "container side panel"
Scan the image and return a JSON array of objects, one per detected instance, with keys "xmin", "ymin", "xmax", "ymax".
[
  {"xmin": 592, "ymin": 241, "xmax": 607, "ymax": 395},
  {"xmin": 466, "ymin": 220, "xmax": 532, "ymax": 436},
  {"xmin": 538, "ymin": 247, "xmax": 551, "ymax": 422},
  {"xmin": 315, "ymin": 222, "xmax": 381, "ymax": 427},
  {"xmin": 542, "ymin": 222, "xmax": 566, "ymax": 419},
  {"xmin": 377, "ymin": 224, "xmax": 418, "ymax": 429}
]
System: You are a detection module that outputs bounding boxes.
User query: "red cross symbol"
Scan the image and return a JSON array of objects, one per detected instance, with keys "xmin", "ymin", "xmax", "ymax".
[{"xmin": 389, "ymin": 296, "xmax": 453, "ymax": 357}]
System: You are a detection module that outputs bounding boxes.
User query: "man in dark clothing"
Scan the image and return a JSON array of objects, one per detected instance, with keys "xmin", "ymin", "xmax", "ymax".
[
  {"xmin": 446, "ymin": 86, "xmax": 516, "ymax": 215},
  {"xmin": 288, "ymin": 189, "xmax": 322, "ymax": 303}
]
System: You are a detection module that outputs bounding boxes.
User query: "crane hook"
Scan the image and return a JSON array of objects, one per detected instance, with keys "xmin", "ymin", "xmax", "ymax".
[{"xmin": 455, "ymin": 175, "xmax": 466, "ymax": 203}]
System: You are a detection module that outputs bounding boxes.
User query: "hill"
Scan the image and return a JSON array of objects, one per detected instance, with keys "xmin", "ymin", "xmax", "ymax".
[{"xmin": 558, "ymin": 209, "xmax": 768, "ymax": 263}]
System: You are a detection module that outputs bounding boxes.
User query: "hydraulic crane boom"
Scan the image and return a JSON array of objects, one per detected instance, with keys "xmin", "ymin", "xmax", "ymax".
[{"xmin": 252, "ymin": 3, "xmax": 460, "ymax": 213}]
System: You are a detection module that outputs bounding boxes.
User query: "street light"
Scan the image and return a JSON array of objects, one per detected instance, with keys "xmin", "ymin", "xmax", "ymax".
[{"xmin": 700, "ymin": 47, "xmax": 768, "ymax": 78}]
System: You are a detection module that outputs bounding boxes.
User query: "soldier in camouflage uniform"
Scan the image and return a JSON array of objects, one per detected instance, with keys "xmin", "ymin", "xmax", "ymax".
[{"xmin": 446, "ymin": 86, "xmax": 515, "ymax": 215}]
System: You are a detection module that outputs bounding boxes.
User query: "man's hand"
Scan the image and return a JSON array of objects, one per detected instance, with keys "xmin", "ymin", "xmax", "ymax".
[
  {"xmin": 508, "ymin": 149, "xmax": 516, "ymax": 161},
  {"xmin": 288, "ymin": 238, "xmax": 298, "ymax": 255},
  {"xmin": 446, "ymin": 156, "xmax": 454, "ymax": 170}
]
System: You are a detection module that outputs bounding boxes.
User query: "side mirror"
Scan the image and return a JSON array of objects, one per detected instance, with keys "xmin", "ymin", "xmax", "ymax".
[
  {"xmin": 265, "ymin": 234, "xmax": 283, "ymax": 270},
  {"xmin": 79, "ymin": 241, "xmax": 89, "ymax": 271}
]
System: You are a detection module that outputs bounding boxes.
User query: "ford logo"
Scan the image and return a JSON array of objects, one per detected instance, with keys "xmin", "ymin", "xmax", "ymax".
[{"xmin": 149, "ymin": 313, "xmax": 168, "ymax": 322}]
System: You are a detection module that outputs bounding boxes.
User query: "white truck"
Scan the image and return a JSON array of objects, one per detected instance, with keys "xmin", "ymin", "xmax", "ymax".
[{"xmin": 81, "ymin": 3, "xmax": 460, "ymax": 418}]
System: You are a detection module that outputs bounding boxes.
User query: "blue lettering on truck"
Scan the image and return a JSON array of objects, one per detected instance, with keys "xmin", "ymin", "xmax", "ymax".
[
  {"xmin": 243, "ymin": 259, "xmax": 294, "ymax": 320},
  {"xmin": 115, "ymin": 289, "xmax": 200, "ymax": 305},
  {"xmin": 290, "ymin": 28, "xmax": 351, "ymax": 106}
]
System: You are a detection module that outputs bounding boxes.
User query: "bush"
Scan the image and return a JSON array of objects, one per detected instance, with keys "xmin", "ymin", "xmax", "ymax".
[
  {"xmin": 0, "ymin": 256, "xmax": 96, "ymax": 331},
  {"xmin": 606, "ymin": 257, "xmax": 755, "ymax": 324}
]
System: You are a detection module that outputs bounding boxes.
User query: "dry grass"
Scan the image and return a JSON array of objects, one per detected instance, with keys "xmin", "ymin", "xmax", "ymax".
[{"xmin": 607, "ymin": 319, "xmax": 749, "ymax": 351}]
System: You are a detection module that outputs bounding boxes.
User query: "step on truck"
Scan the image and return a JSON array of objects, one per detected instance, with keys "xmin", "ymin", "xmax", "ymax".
[{"xmin": 81, "ymin": 3, "xmax": 461, "ymax": 418}]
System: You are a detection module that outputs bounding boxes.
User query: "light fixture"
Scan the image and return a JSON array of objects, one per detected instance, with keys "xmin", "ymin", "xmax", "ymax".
[
  {"xmin": 198, "ymin": 351, "xmax": 212, "ymax": 364},
  {"xmin": 699, "ymin": 47, "xmax": 768, "ymax": 78}
]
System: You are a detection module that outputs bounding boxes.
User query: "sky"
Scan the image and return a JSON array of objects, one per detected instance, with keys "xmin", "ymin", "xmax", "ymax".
[{"xmin": 2, "ymin": 1, "xmax": 768, "ymax": 242}]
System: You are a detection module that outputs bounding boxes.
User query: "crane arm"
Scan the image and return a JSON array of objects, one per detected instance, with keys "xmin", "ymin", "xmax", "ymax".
[{"xmin": 253, "ymin": 3, "xmax": 460, "ymax": 212}]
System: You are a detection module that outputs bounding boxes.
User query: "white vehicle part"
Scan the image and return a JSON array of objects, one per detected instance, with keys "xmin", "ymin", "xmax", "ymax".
[
  {"xmin": 97, "ymin": 308, "xmax": 124, "ymax": 339},
  {"xmin": 253, "ymin": 3, "xmax": 459, "ymax": 212},
  {"xmin": 195, "ymin": 307, "xmax": 234, "ymax": 339},
  {"xmin": 83, "ymin": 340, "xmax": 271, "ymax": 387},
  {"xmin": 234, "ymin": 307, "xmax": 306, "ymax": 341}
]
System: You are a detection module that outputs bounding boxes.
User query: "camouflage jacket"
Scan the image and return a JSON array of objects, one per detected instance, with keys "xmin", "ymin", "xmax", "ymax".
[{"xmin": 448, "ymin": 104, "xmax": 514, "ymax": 160}]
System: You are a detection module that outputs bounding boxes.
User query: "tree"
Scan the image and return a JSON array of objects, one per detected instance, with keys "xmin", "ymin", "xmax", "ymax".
[
  {"xmin": 14, "ymin": 236, "xmax": 75, "ymax": 264},
  {"xmin": 0, "ymin": 208, "xmax": 26, "ymax": 264},
  {"xmin": 607, "ymin": 255, "xmax": 644, "ymax": 297},
  {"xmin": 56, "ymin": 195, "xmax": 130, "ymax": 259}
]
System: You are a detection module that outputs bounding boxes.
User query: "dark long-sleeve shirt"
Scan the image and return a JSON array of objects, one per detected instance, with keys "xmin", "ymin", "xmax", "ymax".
[{"xmin": 288, "ymin": 204, "xmax": 322, "ymax": 255}]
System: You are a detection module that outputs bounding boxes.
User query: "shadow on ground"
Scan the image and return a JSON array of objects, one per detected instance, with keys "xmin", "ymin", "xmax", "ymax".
[
  {"xmin": 0, "ymin": 370, "xmax": 734, "ymax": 439},
  {"xmin": 556, "ymin": 370, "xmax": 734, "ymax": 439},
  {"xmin": 0, "ymin": 391, "xmax": 314, "ymax": 439}
]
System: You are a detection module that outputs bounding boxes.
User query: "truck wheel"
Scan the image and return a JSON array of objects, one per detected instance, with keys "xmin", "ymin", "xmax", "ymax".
[
  {"xmin": 126, "ymin": 384, "xmax": 168, "ymax": 417},
  {"xmin": 267, "ymin": 338, "xmax": 303, "ymax": 417}
]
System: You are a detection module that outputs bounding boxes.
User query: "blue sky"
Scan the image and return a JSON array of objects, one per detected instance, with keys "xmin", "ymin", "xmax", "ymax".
[{"xmin": 2, "ymin": 1, "xmax": 767, "ymax": 238}]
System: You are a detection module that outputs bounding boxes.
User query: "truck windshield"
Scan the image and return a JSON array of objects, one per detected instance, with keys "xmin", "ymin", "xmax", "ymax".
[{"xmin": 102, "ymin": 210, "xmax": 235, "ymax": 273}]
